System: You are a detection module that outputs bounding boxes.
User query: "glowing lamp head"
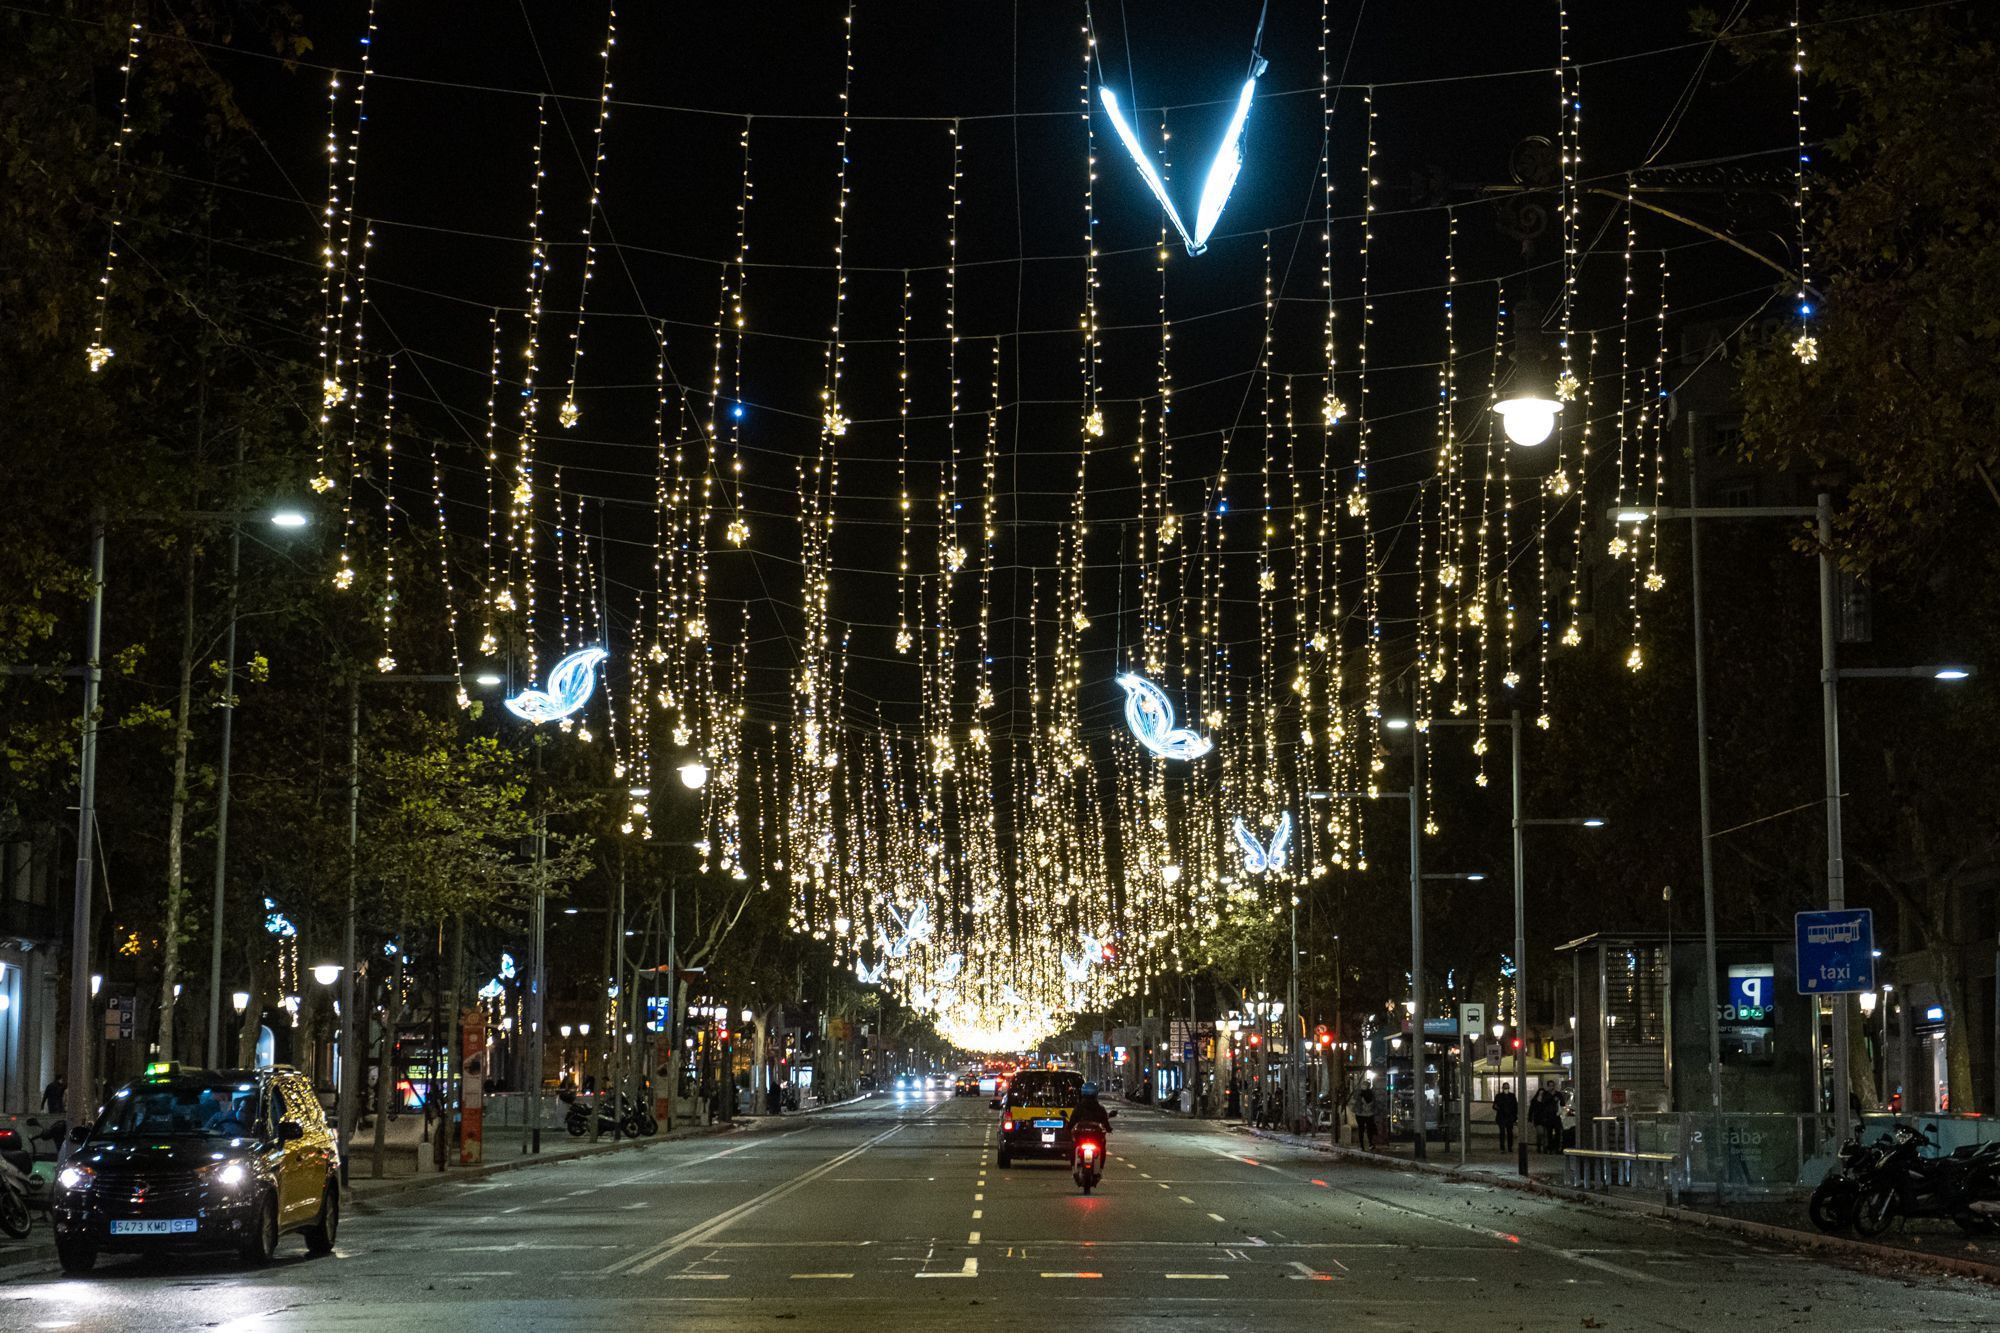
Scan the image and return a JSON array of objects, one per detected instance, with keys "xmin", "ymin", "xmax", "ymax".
[
  {"xmin": 1493, "ymin": 393, "xmax": 1561, "ymax": 446},
  {"xmin": 678, "ymin": 760, "xmax": 710, "ymax": 790},
  {"xmin": 270, "ymin": 510, "xmax": 309, "ymax": 529},
  {"xmin": 231, "ymin": 991, "xmax": 251, "ymax": 1013},
  {"xmin": 1582, "ymin": 818, "xmax": 1606, "ymax": 828},
  {"xmin": 1934, "ymin": 666, "xmax": 1973, "ymax": 681},
  {"xmin": 311, "ymin": 963, "xmax": 342, "ymax": 987}
]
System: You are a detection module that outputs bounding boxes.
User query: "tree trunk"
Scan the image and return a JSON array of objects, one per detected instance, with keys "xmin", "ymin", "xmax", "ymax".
[
  {"xmin": 1845, "ymin": 994, "xmax": 1880, "ymax": 1110},
  {"xmin": 1936, "ymin": 946, "xmax": 1979, "ymax": 1114},
  {"xmin": 235, "ymin": 951, "xmax": 269, "ymax": 1068},
  {"xmin": 157, "ymin": 546, "xmax": 199, "ymax": 1061}
]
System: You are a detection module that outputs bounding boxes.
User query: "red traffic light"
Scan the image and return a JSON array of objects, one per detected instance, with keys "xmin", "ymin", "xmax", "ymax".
[
  {"xmin": 1509, "ymin": 1037, "xmax": 1523, "ymax": 1050},
  {"xmin": 1316, "ymin": 1031, "xmax": 1334, "ymax": 1047},
  {"xmin": 1246, "ymin": 1032, "xmax": 1263, "ymax": 1047}
]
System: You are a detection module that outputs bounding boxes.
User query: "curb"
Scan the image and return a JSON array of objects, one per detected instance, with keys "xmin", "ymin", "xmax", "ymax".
[{"xmin": 1229, "ymin": 1123, "xmax": 2000, "ymax": 1287}]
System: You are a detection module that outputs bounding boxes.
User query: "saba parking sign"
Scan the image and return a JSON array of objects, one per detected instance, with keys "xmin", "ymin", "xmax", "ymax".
[{"xmin": 1795, "ymin": 908, "xmax": 1876, "ymax": 994}]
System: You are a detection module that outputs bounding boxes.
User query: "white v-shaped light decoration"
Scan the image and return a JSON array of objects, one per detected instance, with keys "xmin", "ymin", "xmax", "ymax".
[{"xmin": 1100, "ymin": 62, "xmax": 1264, "ymax": 256}]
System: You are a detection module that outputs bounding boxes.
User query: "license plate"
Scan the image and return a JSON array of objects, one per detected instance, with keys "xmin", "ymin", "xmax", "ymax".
[
  {"xmin": 1040, "ymin": 1131, "xmax": 1056, "ymax": 1144},
  {"xmin": 1033, "ymin": 1118, "xmax": 1064, "ymax": 1128},
  {"xmin": 110, "ymin": 1218, "xmax": 197, "ymax": 1236}
]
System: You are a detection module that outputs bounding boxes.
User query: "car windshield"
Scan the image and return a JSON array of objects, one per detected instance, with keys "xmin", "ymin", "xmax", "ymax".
[
  {"xmin": 1007, "ymin": 1072, "xmax": 1081, "ymax": 1108},
  {"xmin": 97, "ymin": 1081, "xmax": 264, "ymax": 1138}
]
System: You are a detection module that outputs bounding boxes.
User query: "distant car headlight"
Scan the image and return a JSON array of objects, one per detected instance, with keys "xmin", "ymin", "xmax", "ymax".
[{"xmin": 57, "ymin": 1164, "xmax": 94, "ymax": 1192}]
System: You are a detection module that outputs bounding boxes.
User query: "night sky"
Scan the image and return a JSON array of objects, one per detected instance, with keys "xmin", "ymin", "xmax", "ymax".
[{"xmin": 196, "ymin": 0, "xmax": 1799, "ymax": 730}]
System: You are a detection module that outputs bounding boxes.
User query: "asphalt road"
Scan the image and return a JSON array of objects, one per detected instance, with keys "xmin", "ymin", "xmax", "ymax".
[{"xmin": 4, "ymin": 1094, "xmax": 1997, "ymax": 1330}]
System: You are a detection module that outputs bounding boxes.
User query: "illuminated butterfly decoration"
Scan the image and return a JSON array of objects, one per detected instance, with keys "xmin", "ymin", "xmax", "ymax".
[
  {"xmin": 934, "ymin": 953, "xmax": 964, "ymax": 985},
  {"xmin": 878, "ymin": 901, "xmax": 932, "ymax": 959},
  {"xmin": 1000, "ymin": 984, "xmax": 1025, "ymax": 1008},
  {"xmin": 1080, "ymin": 933, "xmax": 1106, "ymax": 966},
  {"xmin": 1116, "ymin": 673, "xmax": 1214, "ymax": 761},
  {"xmin": 261, "ymin": 897, "xmax": 297, "ymax": 938},
  {"xmin": 1232, "ymin": 811, "xmax": 1293, "ymax": 875},
  {"xmin": 1062, "ymin": 952, "xmax": 1091, "ymax": 986},
  {"xmin": 855, "ymin": 957, "xmax": 887, "ymax": 986},
  {"xmin": 477, "ymin": 978, "xmax": 504, "ymax": 1001},
  {"xmin": 1099, "ymin": 42, "xmax": 1269, "ymax": 256},
  {"xmin": 504, "ymin": 646, "xmax": 609, "ymax": 724}
]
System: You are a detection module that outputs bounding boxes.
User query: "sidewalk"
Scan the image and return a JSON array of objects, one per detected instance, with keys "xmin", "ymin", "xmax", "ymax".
[{"xmin": 1226, "ymin": 1117, "xmax": 2000, "ymax": 1282}]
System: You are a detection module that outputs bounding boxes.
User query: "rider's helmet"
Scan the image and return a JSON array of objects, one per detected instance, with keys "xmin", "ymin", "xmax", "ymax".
[{"xmin": 1080, "ymin": 1083, "xmax": 1099, "ymax": 1097}]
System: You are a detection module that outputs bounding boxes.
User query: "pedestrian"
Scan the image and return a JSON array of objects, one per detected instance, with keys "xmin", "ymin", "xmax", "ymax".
[
  {"xmin": 1529, "ymin": 1084, "xmax": 1557, "ymax": 1152},
  {"xmin": 1492, "ymin": 1081, "xmax": 1518, "ymax": 1152},
  {"xmin": 41, "ymin": 1075, "xmax": 67, "ymax": 1115},
  {"xmin": 1349, "ymin": 1083, "xmax": 1378, "ymax": 1151},
  {"xmin": 766, "ymin": 1079, "xmax": 781, "ymax": 1115}
]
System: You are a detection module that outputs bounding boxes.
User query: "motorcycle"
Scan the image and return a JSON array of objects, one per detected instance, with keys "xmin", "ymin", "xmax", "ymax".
[
  {"xmin": 563, "ymin": 1092, "xmax": 659, "ymax": 1139},
  {"xmin": 1810, "ymin": 1131, "xmax": 1896, "ymax": 1232},
  {"xmin": 1072, "ymin": 1125, "xmax": 1107, "ymax": 1194},
  {"xmin": 1848, "ymin": 1123, "xmax": 2000, "ymax": 1237},
  {"xmin": 0, "ymin": 1154, "xmax": 32, "ymax": 1239}
]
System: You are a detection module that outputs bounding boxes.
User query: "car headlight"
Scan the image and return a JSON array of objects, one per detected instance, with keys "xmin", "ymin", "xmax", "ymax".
[
  {"xmin": 57, "ymin": 1164, "xmax": 94, "ymax": 1192},
  {"xmin": 200, "ymin": 1160, "xmax": 251, "ymax": 1189}
]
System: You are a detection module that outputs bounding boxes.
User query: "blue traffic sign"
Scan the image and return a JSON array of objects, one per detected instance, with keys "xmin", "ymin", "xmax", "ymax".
[{"xmin": 1795, "ymin": 909, "xmax": 1875, "ymax": 994}]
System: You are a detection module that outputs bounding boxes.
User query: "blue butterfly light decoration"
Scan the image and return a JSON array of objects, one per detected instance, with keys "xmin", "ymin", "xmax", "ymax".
[
  {"xmin": 1099, "ymin": 53, "xmax": 1267, "ymax": 256},
  {"xmin": 878, "ymin": 901, "xmax": 932, "ymax": 959},
  {"xmin": 1116, "ymin": 673, "xmax": 1214, "ymax": 761},
  {"xmin": 504, "ymin": 646, "xmax": 609, "ymax": 724},
  {"xmin": 855, "ymin": 957, "xmax": 887, "ymax": 986},
  {"xmin": 1232, "ymin": 811, "xmax": 1293, "ymax": 875}
]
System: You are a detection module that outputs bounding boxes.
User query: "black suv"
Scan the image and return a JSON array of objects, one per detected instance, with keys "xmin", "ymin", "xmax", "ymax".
[{"xmin": 51, "ymin": 1063, "xmax": 341, "ymax": 1273}]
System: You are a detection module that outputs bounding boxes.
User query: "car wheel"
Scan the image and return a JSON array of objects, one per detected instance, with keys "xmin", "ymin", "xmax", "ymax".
[
  {"xmin": 239, "ymin": 1194, "xmax": 279, "ymax": 1266},
  {"xmin": 304, "ymin": 1186, "xmax": 340, "ymax": 1255},
  {"xmin": 0, "ymin": 1189, "xmax": 30, "ymax": 1239},
  {"xmin": 55, "ymin": 1236, "xmax": 96, "ymax": 1275}
]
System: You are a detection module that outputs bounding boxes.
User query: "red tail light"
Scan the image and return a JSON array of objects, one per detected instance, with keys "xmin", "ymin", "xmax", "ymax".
[
  {"xmin": 1081, "ymin": 1143, "xmax": 1097, "ymax": 1158},
  {"xmin": 1003, "ymin": 1119, "xmax": 1014, "ymax": 1132}
]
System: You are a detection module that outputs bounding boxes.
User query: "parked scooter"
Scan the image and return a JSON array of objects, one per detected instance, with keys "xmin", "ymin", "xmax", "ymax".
[
  {"xmin": 1845, "ymin": 1123, "xmax": 2000, "ymax": 1237},
  {"xmin": 562, "ymin": 1091, "xmax": 659, "ymax": 1138},
  {"xmin": 0, "ymin": 1155, "xmax": 32, "ymax": 1239},
  {"xmin": 1810, "ymin": 1133, "xmax": 1888, "ymax": 1232}
]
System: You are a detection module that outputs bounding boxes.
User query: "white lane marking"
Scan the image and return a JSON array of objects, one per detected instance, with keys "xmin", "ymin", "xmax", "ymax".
[
  {"xmin": 915, "ymin": 1257, "xmax": 978, "ymax": 1278},
  {"xmin": 1139, "ymin": 1172, "xmax": 1152, "ymax": 1178},
  {"xmin": 1177, "ymin": 1195, "xmax": 1195, "ymax": 1204},
  {"xmin": 790, "ymin": 1273, "xmax": 854, "ymax": 1280},
  {"xmin": 968, "ymin": 1231, "xmax": 981, "ymax": 1245},
  {"xmin": 1335, "ymin": 1180, "xmax": 1668, "ymax": 1286},
  {"xmin": 972, "ymin": 1209, "xmax": 983, "ymax": 1219},
  {"xmin": 622, "ymin": 1201, "xmax": 649, "ymax": 1210},
  {"xmin": 606, "ymin": 1122, "xmax": 911, "ymax": 1276},
  {"xmin": 1165, "ymin": 1273, "xmax": 1228, "ymax": 1280},
  {"xmin": 1039, "ymin": 1271, "xmax": 1101, "ymax": 1279},
  {"xmin": 1206, "ymin": 1213, "xmax": 1225, "ymax": 1222},
  {"xmin": 1415, "ymin": 1276, "xmax": 1480, "ymax": 1283},
  {"xmin": 659, "ymin": 1273, "xmax": 730, "ymax": 1280},
  {"xmin": 974, "ymin": 1192, "xmax": 984, "ymax": 1201},
  {"xmin": 1287, "ymin": 1260, "xmax": 1334, "ymax": 1281}
]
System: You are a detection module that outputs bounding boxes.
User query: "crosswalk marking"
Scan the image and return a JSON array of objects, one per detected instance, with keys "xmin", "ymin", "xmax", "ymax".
[{"xmin": 790, "ymin": 1273, "xmax": 853, "ymax": 1280}]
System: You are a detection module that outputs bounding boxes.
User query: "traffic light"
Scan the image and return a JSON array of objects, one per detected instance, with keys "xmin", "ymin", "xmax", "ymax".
[
  {"xmin": 1509, "ymin": 1037, "xmax": 1523, "ymax": 1051},
  {"xmin": 1246, "ymin": 1032, "xmax": 1263, "ymax": 1048}
]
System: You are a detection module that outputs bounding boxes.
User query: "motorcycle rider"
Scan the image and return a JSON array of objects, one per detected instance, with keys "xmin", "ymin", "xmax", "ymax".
[{"xmin": 1072, "ymin": 1082, "xmax": 1113, "ymax": 1139}]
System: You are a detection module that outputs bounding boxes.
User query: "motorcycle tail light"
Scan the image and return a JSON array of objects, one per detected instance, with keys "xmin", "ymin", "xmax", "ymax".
[{"xmin": 1081, "ymin": 1143, "xmax": 1097, "ymax": 1158}]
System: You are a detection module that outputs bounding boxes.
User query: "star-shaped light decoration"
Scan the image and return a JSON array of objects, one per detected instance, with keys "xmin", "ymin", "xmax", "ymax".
[
  {"xmin": 1792, "ymin": 332, "xmax": 1819, "ymax": 364},
  {"xmin": 558, "ymin": 399, "xmax": 580, "ymax": 429},
  {"xmin": 1322, "ymin": 394, "xmax": 1347, "ymax": 425},
  {"xmin": 310, "ymin": 474, "xmax": 335, "ymax": 494},
  {"xmin": 1555, "ymin": 373, "xmax": 1581, "ymax": 403},
  {"xmin": 84, "ymin": 343, "xmax": 114, "ymax": 373}
]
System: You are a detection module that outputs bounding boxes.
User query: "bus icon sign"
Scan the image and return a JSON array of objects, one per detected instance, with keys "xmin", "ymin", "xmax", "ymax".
[{"xmin": 1795, "ymin": 909, "xmax": 1875, "ymax": 995}]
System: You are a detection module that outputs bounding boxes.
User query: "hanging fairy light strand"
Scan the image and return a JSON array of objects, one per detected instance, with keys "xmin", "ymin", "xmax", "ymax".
[
  {"xmin": 83, "ymin": 12, "xmax": 144, "ymax": 374},
  {"xmin": 555, "ymin": 2, "xmax": 620, "ymax": 431},
  {"xmin": 1789, "ymin": 0, "xmax": 1817, "ymax": 364}
]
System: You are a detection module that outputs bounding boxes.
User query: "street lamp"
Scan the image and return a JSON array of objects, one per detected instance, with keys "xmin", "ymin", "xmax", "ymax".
[
  {"xmin": 232, "ymin": 991, "xmax": 251, "ymax": 1015},
  {"xmin": 677, "ymin": 759, "xmax": 710, "ymax": 790},
  {"xmin": 311, "ymin": 963, "xmax": 342, "ymax": 988},
  {"xmin": 1493, "ymin": 388, "xmax": 1561, "ymax": 447}
]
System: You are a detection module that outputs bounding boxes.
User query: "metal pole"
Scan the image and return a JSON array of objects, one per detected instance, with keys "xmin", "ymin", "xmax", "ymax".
[
  {"xmin": 528, "ymin": 743, "xmax": 546, "ymax": 1154},
  {"xmin": 1288, "ymin": 898, "xmax": 1301, "ymax": 1130},
  {"xmin": 1510, "ymin": 709, "xmax": 1528, "ymax": 1177},
  {"xmin": 205, "ymin": 511, "xmax": 241, "ymax": 1069},
  {"xmin": 1818, "ymin": 492, "xmax": 1853, "ymax": 1149},
  {"xmin": 339, "ymin": 679, "xmax": 359, "ymax": 1188},
  {"xmin": 1410, "ymin": 729, "xmax": 1426, "ymax": 1160},
  {"xmin": 665, "ymin": 872, "xmax": 678, "ymax": 1132},
  {"xmin": 65, "ymin": 515, "xmax": 106, "ymax": 1127},
  {"xmin": 611, "ymin": 858, "xmax": 626, "ymax": 1139},
  {"xmin": 1687, "ymin": 446, "xmax": 1728, "ymax": 1195}
]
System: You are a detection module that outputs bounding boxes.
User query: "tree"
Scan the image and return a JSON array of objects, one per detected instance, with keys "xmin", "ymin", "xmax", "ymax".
[{"xmin": 1735, "ymin": 5, "xmax": 2000, "ymax": 574}]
